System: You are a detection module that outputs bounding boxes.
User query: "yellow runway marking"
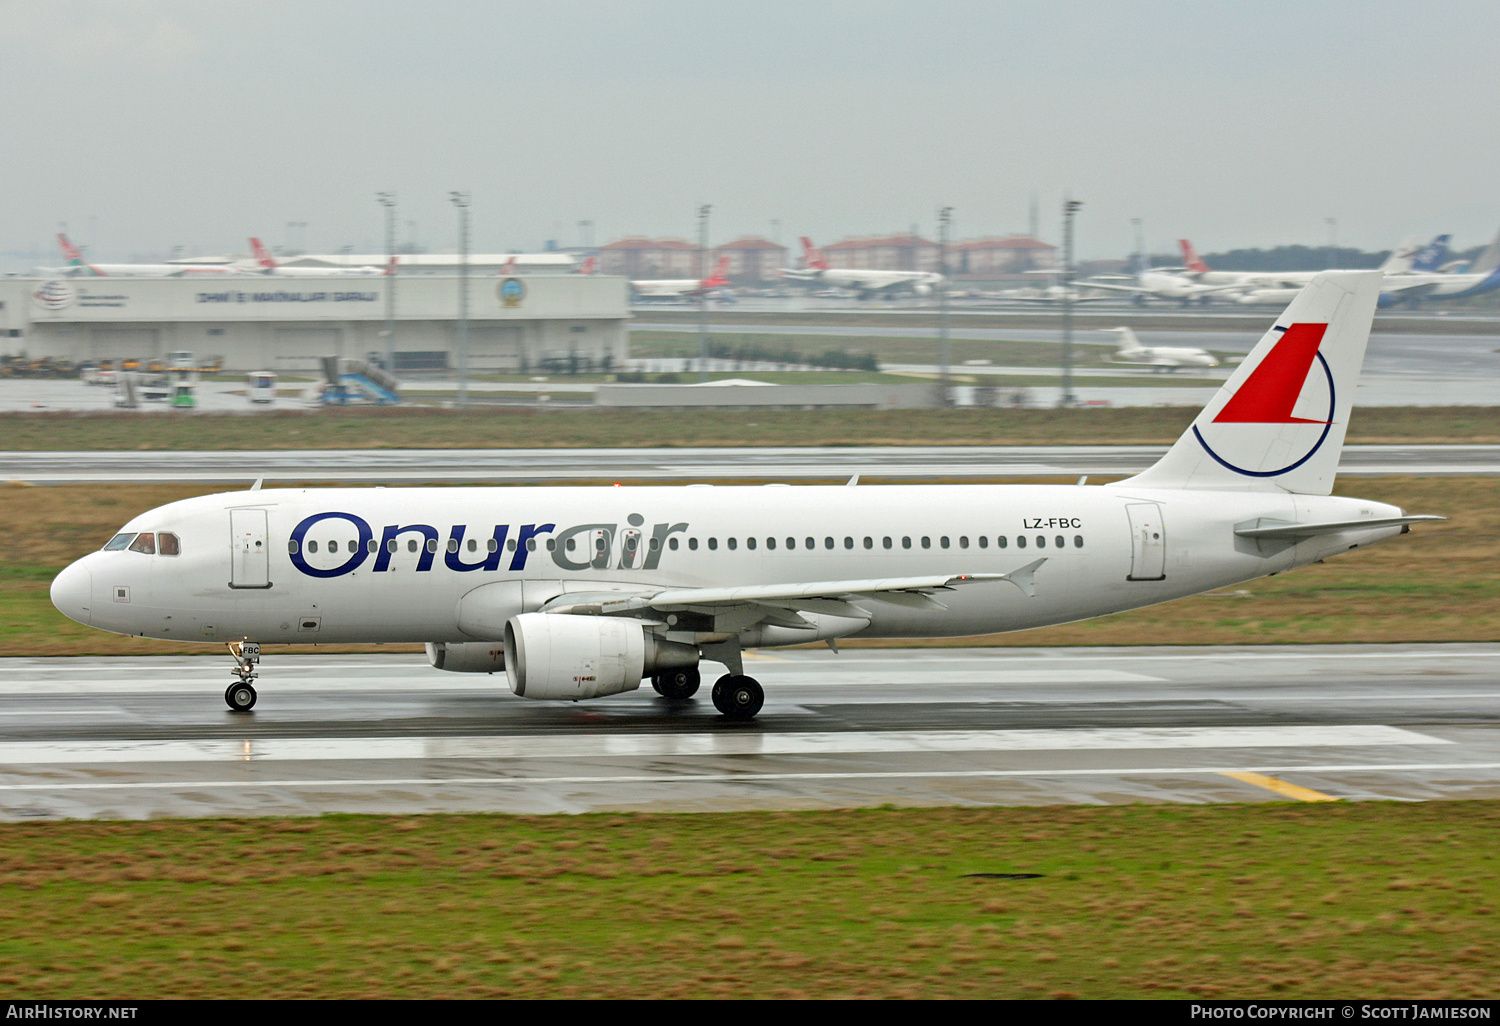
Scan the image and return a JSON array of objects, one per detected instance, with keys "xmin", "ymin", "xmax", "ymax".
[{"xmin": 1219, "ymin": 770, "xmax": 1340, "ymax": 802}]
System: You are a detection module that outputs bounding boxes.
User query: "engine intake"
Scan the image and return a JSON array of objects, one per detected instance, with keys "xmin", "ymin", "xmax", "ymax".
[{"xmin": 502, "ymin": 613, "xmax": 697, "ymax": 701}]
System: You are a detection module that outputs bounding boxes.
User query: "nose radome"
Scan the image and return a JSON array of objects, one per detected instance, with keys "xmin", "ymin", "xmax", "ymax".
[{"xmin": 50, "ymin": 561, "xmax": 92, "ymax": 626}]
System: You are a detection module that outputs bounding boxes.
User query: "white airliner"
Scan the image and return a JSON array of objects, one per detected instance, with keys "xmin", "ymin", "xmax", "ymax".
[
  {"xmin": 48, "ymin": 234, "xmax": 235, "ymax": 277},
  {"xmin": 631, "ymin": 256, "xmax": 731, "ymax": 301},
  {"xmin": 1106, "ymin": 327, "xmax": 1220, "ymax": 371},
  {"xmin": 782, "ymin": 238, "xmax": 944, "ymax": 298},
  {"xmin": 50, "ymin": 271, "xmax": 1440, "ymax": 720},
  {"xmin": 249, "ymin": 238, "xmax": 391, "ymax": 277}
]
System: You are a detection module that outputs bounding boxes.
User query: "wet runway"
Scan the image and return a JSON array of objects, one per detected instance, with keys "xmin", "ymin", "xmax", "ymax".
[
  {"xmin": 0, "ymin": 645, "xmax": 1495, "ymax": 819},
  {"xmin": 2, "ymin": 444, "xmax": 1497, "ymax": 484}
]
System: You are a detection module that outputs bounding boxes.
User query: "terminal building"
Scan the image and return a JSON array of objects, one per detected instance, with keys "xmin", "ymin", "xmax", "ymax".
[{"xmin": 0, "ymin": 273, "xmax": 629, "ymax": 374}]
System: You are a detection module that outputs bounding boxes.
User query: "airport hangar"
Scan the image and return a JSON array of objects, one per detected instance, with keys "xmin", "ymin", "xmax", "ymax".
[{"xmin": 0, "ymin": 272, "xmax": 629, "ymax": 374}]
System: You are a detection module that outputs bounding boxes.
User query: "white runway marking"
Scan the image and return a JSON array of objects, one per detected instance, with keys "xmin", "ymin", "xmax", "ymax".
[
  {"xmin": 0, "ymin": 725, "xmax": 1445, "ymax": 765},
  {"xmin": 0, "ymin": 762, "xmax": 1494, "ymax": 794}
]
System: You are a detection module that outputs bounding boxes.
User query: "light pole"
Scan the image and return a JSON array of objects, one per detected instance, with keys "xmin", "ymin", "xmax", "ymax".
[
  {"xmin": 377, "ymin": 192, "xmax": 396, "ymax": 373},
  {"xmin": 937, "ymin": 206, "xmax": 953, "ymax": 403},
  {"xmin": 1131, "ymin": 217, "xmax": 1144, "ymax": 275},
  {"xmin": 450, "ymin": 191, "xmax": 470, "ymax": 407},
  {"xmin": 697, "ymin": 203, "xmax": 711, "ymax": 382},
  {"xmin": 1061, "ymin": 198, "xmax": 1082, "ymax": 408}
]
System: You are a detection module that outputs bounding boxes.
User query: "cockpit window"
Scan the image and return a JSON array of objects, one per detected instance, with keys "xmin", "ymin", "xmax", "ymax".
[
  {"xmin": 103, "ymin": 533, "xmax": 136, "ymax": 551},
  {"xmin": 159, "ymin": 533, "xmax": 180, "ymax": 556},
  {"xmin": 129, "ymin": 533, "xmax": 156, "ymax": 555}
]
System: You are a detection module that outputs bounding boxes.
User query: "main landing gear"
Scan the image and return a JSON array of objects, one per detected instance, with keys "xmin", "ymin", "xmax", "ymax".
[
  {"xmin": 711, "ymin": 674, "xmax": 764, "ymax": 721},
  {"xmin": 225, "ymin": 640, "xmax": 260, "ymax": 712},
  {"xmin": 651, "ymin": 666, "xmax": 701, "ymax": 701}
]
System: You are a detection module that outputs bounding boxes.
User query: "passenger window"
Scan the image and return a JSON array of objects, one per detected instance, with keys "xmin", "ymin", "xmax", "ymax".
[
  {"xmin": 447, "ymin": 539, "xmax": 459, "ymax": 553},
  {"xmin": 883, "ymin": 537, "xmax": 892, "ymax": 549},
  {"xmin": 864, "ymin": 537, "xmax": 873, "ymax": 549},
  {"xmin": 103, "ymin": 533, "xmax": 135, "ymax": 551},
  {"xmin": 979, "ymin": 536, "xmax": 988, "ymax": 548},
  {"xmin": 786, "ymin": 537, "xmax": 795, "ymax": 550},
  {"xmin": 728, "ymin": 538, "xmax": 738, "ymax": 551},
  {"xmin": 921, "ymin": 537, "xmax": 931, "ymax": 549},
  {"xmin": 805, "ymin": 537, "xmax": 815, "ymax": 550},
  {"xmin": 328, "ymin": 540, "xmax": 339, "ymax": 554},
  {"xmin": 940, "ymin": 536, "xmax": 950, "ymax": 549},
  {"xmin": 566, "ymin": 538, "xmax": 576, "ymax": 551},
  {"xmin": 288, "ymin": 539, "xmax": 300, "ymax": 554},
  {"xmin": 387, "ymin": 539, "xmax": 398, "ymax": 553},
  {"xmin": 507, "ymin": 539, "xmax": 517, "ymax": 552},
  {"xmin": 767, "ymin": 537, "xmax": 776, "ymax": 550},
  {"xmin": 1055, "ymin": 535, "xmax": 1065, "ymax": 549},
  {"xmin": 708, "ymin": 538, "xmax": 718, "ymax": 550},
  {"xmin": 902, "ymin": 536, "xmax": 911, "ymax": 549},
  {"xmin": 527, "ymin": 539, "xmax": 536, "ymax": 552},
  {"xmin": 997, "ymin": 536, "xmax": 1007, "ymax": 549},
  {"xmin": 824, "ymin": 537, "xmax": 834, "ymax": 550},
  {"xmin": 159, "ymin": 533, "xmax": 180, "ymax": 556},
  {"xmin": 649, "ymin": 537, "xmax": 659, "ymax": 551},
  {"xmin": 958, "ymin": 536, "xmax": 968, "ymax": 549},
  {"xmin": 466, "ymin": 538, "xmax": 476, "ymax": 552},
  {"xmin": 1017, "ymin": 536, "xmax": 1026, "ymax": 549},
  {"xmin": 844, "ymin": 537, "xmax": 853, "ymax": 549},
  {"xmin": 547, "ymin": 539, "xmax": 556, "ymax": 551},
  {"xmin": 126, "ymin": 533, "xmax": 155, "ymax": 554},
  {"xmin": 308, "ymin": 540, "xmax": 320, "ymax": 554},
  {"xmin": 407, "ymin": 539, "xmax": 418, "ymax": 553},
  {"xmin": 488, "ymin": 538, "xmax": 499, "ymax": 552},
  {"xmin": 745, "ymin": 537, "xmax": 755, "ymax": 550},
  {"xmin": 689, "ymin": 538, "xmax": 698, "ymax": 550},
  {"xmin": 669, "ymin": 538, "xmax": 679, "ymax": 550},
  {"xmin": 426, "ymin": 539, "xmax": 439, "ymax": 554},
  {"xmin": 1074, "ymin": 535, "xmax": 1084, "ymax": 548},
  {"xmin": 1036, "ymin": 536, "xmax": 1046, "ymax": 549}
]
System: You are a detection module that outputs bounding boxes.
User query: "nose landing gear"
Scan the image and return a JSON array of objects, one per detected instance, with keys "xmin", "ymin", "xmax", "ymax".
[{"xmin": 225, "ymin": 640, "xmax": 260, "ymax": 712}]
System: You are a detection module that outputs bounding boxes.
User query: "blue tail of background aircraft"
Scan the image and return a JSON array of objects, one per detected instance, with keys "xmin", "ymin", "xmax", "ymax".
[{"xmin": 1410, "ymin": 234, "xmax": 1451, "ymax": 272}]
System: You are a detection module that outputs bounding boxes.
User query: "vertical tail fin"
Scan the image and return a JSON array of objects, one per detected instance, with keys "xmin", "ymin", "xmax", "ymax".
[
  {"xmin": 249, "ymin": 237, "xmax": 277, "ymax": 269},
  {"xmin": 1121, "ymin": 271, "xmax": 1381, "ymax": 495},
  {"xmin": 704, "ymin": 255, "xmax": 730, "ymax": 286},
  {"xmin": 1179, "ymin": 239, "xmax": 1209, "ymax": 274},
  {"xmin": 1379, "ymin": 236, "xmax": 1421, "ymax": 273},
  {"xmin": 1468, "ymin": 226, "xmax": 1500, "ymax": 276},
  {"xmin": 1110, "ymin": 326, "xmax": 1145, "ymax": 353},
  {"xmin": 57, "ymin": 233, "xmax": 104, "ymax": 276},
  {"xmin": 579, "ymin": 256, "xmax": 597, "ymax": 275},
  {"xmin": 1410, "ymin": 234, "xmax": 1451, "ymax": 272},
  {"xmin": 801, "ymin": 237, "xmax": 829, "ymax": 271},
  {"xmin": 499, "ymin": 255, "xmax": 517, "ymax": 275}
]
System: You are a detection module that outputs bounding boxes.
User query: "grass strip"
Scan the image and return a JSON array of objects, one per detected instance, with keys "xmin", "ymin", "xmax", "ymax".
[
  {"xmin": 0, "ymin": 803, "xmax": 1493, "ymax": 998},
  {"xmin": 0, "ymin": 405, "xmax": 1497, "ymax": 450}
]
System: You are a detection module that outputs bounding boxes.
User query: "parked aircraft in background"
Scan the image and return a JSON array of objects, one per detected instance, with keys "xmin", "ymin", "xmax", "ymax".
[
  {"xmin": 1105, "ymin": 327, "xmax": 1220, "ymax": 371},
  {"xmin": 782, "ymin": 238, "xmax": 944, "ymax": 298},
  {"xmin": 576, "ymin": 257, "xmax": 597, "ymax": 275},
  {"xmin": 631, "ymin": 256, "xmax": 731, "ymax": 301},
  {"xmin": 249, "ymin": 238, "xmax": 389, "ymax": 276},
  {"xmin": 47, "ymin": 234, "xmax": 234, "ymax": 277},
  {"xmin": 1077, "ymin": 252, "xmax": 1242, "ymax": 306},
  {"xmin": 50, "ymin": 271, "xmax": 1440, "ymax": 721}
]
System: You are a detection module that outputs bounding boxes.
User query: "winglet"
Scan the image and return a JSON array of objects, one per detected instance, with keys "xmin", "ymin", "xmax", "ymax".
[{"xmin": 998, "ymin": 558, "xmax": 1046, "ymax": 598}]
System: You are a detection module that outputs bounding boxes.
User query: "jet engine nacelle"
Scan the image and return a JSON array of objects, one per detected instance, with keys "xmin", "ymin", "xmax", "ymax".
[
  {"xmin": 913, "ymin": 283, "xmax": 932, "ymax": 296},
  {"xmin": 502, "ymin": 613, "xmax": 698, "ymax": 701},
  {"xmin": 426, "ymin": 641, "xmax": 507, "ymax": 673}
]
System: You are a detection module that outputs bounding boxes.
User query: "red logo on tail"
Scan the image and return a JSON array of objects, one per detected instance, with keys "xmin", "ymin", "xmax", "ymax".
[{"xmin": 1214, "ymin": 324, "xmax": 1329, "ymax": 424}]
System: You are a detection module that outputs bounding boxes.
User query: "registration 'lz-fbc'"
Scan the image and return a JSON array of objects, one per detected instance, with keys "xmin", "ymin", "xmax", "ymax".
[{"xmin": 51, "ymin": 272, "xmax": 1441, "ymax": 720}]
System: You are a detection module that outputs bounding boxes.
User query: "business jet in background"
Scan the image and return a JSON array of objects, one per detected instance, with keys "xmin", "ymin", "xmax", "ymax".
[
  {"xmin": 1105, "ymin": 327, "xmax": 1220, "ymax": 371},
  {"xmin": 247, "ymin": 238, "xmax": 391, "ymax": 276},
  {"xmin": 46, "ymin": 233, "xmax": 235, "ymax": 277},
  {"xmin": 781, "ymin": 238, "xmax": 944, "ymax": 299},
  {"xmin": 630, "ymin": 256, "xmax": 731, "ymax": 302},
  {"xmin": 51, "ymin": 271, "xmax": 1441, "ymax": 721}
]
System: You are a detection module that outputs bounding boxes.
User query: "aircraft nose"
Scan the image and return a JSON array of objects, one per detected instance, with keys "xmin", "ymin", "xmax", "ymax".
[{"xmin": 50, "ymin": 560, "xmax": 92, "ymax": 626}]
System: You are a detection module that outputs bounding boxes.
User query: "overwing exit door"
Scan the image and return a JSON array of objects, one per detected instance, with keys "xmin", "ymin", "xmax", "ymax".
[
  {"xmin": 1126, "ymin": 502, "xmax": 1166, "ymax": 581},
  {"xmin": 230, "ymin": 508, "xmax": 271, "ymax": 589}
]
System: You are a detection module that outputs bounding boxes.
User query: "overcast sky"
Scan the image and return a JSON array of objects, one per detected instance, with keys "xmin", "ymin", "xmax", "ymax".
[{"xmin": 3, "ymin": 0, "xmax": 1498, "ymax": 266}]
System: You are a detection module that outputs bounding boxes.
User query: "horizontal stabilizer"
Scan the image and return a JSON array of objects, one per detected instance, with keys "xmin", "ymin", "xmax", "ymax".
[{"xmin": 1234, "ymin": 515, "xmax": 1445, "ymax": 539}]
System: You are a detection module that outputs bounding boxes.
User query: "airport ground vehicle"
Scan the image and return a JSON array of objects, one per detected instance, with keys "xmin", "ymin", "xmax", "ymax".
[
  {"xmin": 51, "ymin": 273, "xmax": 1439, "ymax": 719},
  {"xmin": 246, "ymin": 371, "xmax": 277, "ymax": 404}
]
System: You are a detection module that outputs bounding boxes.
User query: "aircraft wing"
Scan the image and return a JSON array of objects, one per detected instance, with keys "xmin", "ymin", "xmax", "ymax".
[{"xmin": 542, "ymin": 562, "xmax": 1046, "ymax": 621}]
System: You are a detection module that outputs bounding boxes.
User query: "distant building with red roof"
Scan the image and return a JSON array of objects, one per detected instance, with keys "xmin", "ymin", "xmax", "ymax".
[
  {"xmin": 712, "ymin": 236, "xmax": 789, "ymax": 283},
  {"xmin": 597, "ymin": 237, "xmax": 700, "ymax": 279}
]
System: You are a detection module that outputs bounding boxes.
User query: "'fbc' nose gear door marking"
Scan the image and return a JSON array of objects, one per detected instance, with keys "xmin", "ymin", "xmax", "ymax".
[{"xmin": 230, "ymin": 508, "xmax": 272, "ymax": 589}]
